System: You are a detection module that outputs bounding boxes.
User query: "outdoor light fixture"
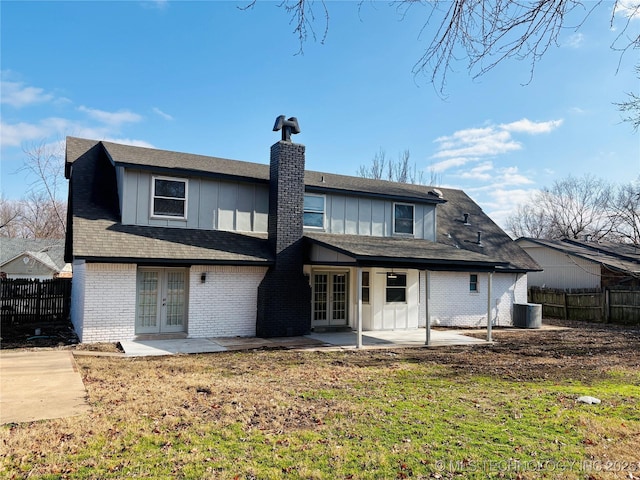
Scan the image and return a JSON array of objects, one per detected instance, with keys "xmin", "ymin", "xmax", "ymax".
[{"xmin": 201, "ymin": 272, "xmax": 206, "ymax": 283}]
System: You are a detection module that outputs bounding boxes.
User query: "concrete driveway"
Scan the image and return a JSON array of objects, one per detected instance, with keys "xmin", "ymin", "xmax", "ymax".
[{"xmin": 0, "ymin": 350, "xmax": 90, "ymax": 424}]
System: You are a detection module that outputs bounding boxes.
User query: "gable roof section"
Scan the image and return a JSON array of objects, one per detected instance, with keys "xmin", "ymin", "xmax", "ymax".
[
  {"xmin": 65, "ymin": 138, "xmax": 272, "ymax": 265},
  {"xmin": 516, "ymin": 237, "xmax": 640, "ymax": 275},
  {"xmin": 0, "ymin": 238, "xmax": 66, "ymax": 271}
]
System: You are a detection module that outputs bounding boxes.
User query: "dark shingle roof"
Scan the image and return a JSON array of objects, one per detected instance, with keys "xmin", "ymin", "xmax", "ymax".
[
  {"xmin": 305, "ymin": 233, "xmax": 507, "ymax": 270},
  {"xmin": 65, "ymin": 138, "xmax": 272, "ymax": 265},
  {"xmin": 91, "ymin": 139, "xmax": 445, "ymax": 204},
  {"xmin": 435, "ymin": 188, "xmax": 541, "ymax": 272},
  {"xmin": 65, "ymin": 137, "xmax": 539, "ymax": 271}
]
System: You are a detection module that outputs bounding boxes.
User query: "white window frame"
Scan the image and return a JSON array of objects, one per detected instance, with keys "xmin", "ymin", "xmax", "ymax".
[
  {"xmin": 469, "ymin": 273, "xmax": 479, "ymax": 293},
  {"xmin": 385, "ymin": 272, "xmax": 407, "ymax": 303},
  {"xmin": 393, "ymin": 202, "xmax": 414, "ymax": 235},
  {"xmin": 361, "ymin": 270, "xmax": 370, "ymax": 304},
  {"xmin": 303, "ymin": 193, "xmax": 325, "ymax": 229},
  {"xmin": 151, "ymin": 176, "xmax": 188, "ymax": 220}
]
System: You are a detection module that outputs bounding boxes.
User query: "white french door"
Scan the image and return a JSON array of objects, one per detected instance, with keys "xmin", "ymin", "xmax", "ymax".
[
  {"xmin": 136, "ymin": 268, "xmax": 187, "ymax": 334},
  {"xmin": 312, "ymin": 272, "xmax": 348, "ymax": 327}
]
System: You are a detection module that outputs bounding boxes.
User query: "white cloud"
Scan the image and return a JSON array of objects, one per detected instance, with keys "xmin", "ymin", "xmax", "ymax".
[
  {"xmin": 431, "ymin": 118, "xmax": 563, "ymax": 176},
  {"xmin": 458, "ymin": 161, "xmax": 494, "ymax": 181},
  {"xmin": 0, "ymin": 80, "xmax": 54, "ymax": 108},
  {"xmin": 473, "ymin": 187, "xmax": 539, "ymax": 231},
  {"xmin": 0, "ymin": 117, "xmax": 152, "ymax": 152},
  {"xmin": 500, "ymin": 118, "xmax": 563, "ymax": 134},
  {"xmin": 78, "ymin": 106, "xmax": 143, "ymax": 126},
  {"xmin": 565, "ymin": 33, "xmax": 585, "ymax": 49},
  {"xmin": 430, "ymin": 157, "xmax": 474, "ymax": 173},
  {"xmin": 0, "ymin": 121, "xmax": 52, "ymax": 147},
  {"xmin": 432, "ymin": 128, "xmax": 520, "ymax": 160},
  {"xmin": 153, "ymin": 107, "xmax": 174, "ymax": 121},
  {"xmin": 103, "ymin": 137, "xmax": 155, "ymax": 148},
  {"xmin": 615, "ymin": 1, "xmax": 640, "ymax": 20},
  {"xmin": 499, "ymin": 166, "xmax": 535, "ymax": 186}
]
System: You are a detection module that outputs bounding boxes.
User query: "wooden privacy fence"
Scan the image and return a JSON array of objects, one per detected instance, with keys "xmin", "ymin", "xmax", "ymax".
[
  {"xmin": 0, "ymin": 278, "xmax": 71, "ymax": 325},
  {"xmin": 528, "ymin": 286, "xmax": 640, "ymax": 325}
]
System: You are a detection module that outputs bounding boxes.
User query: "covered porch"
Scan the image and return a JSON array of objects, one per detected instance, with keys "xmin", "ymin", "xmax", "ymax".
[{"xmin": 304, "ymin": 233, "xmax": 512, "ymax": 348}]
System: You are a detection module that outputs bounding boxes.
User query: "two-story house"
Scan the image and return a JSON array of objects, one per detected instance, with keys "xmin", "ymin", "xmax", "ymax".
[{"xmin": 64, "ymin": 127, "xmax": 539, "ymax": 343}]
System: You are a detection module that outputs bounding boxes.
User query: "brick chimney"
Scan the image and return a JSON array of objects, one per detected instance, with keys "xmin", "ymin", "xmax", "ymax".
[{"xmin": 256, "ymin": 140, "xmax": 311, "ymax": 337}]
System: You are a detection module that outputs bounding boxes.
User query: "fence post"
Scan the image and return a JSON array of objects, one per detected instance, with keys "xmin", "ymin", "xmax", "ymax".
[
  {"xmin": 563, "ymin": 291, "xmax": 568, "ymax": 320},
  {"xmin": 604, "ymin": 289, "xmax": 610, "ymax": 323}
]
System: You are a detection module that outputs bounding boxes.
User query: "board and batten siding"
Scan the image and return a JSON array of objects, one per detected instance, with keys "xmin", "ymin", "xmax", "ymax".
[
  {"xmin": 119, "ymin": 169, "xmax": 269, "ymax": 232},
  {"xmin": 319, "ymin": 194, "xmax": 437, "ymax": 240},
  {"xmin": 118, "ymin": 168, "xmax": 436, "ymax": 240}
]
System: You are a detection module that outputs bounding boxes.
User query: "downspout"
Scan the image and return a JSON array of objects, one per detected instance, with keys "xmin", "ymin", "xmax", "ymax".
[
  {"xmin": 425, "ymin": 270, "xmax": 431, "ymax": 346},
  {"xmin": 356, "ymin": 266, "xmax": 363, "ymax": 349},
  {"xmin": 487, "ymin": 271, "xmax": 493, "ymax": 342}
]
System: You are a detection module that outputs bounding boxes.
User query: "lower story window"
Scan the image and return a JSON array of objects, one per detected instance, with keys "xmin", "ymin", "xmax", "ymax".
[
  {"xmin": 361, "ymin": 271, "xmax": 370, "ymax": 303},
  {"xmin": 386, "ymin": 272, "xmax": 406, "ymax": 303},
  {"xmin": 470, "ymin": 274, "xmax": 478, "ymax": 292}
]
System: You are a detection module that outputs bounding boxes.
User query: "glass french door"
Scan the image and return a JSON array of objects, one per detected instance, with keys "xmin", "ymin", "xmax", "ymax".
[
  {"xmin": 312, "ymin": 272, "xmax": 348, "ymax": 327},
  {"xmin": 136, "ymin": 268, "xmax": 187, "ymax": 334}
]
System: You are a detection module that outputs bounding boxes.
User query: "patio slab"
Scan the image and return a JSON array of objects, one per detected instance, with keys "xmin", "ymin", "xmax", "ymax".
[
  {"xmin": 119, "ymin": 328, "xmax": 489, "ymax": 357},
  {"xmin": 120, "ymin": 338, "xmax": 227, "ymax": 357}
]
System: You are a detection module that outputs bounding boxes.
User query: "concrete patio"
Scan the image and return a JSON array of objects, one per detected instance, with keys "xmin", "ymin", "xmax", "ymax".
[{"xmin": 119, "ymin": 328, "xmax": 490, "ymax": 357}]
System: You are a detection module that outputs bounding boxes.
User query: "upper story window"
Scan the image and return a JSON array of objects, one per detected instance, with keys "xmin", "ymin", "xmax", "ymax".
[
  {"xmin": 152, "ymin": 176, "xmax": 188, "ymax": 219},
  {"xmin": 304, "ymin": 194, "xmax": 325, "ymax": 229},
  {"xmin": 386, "ymin": 272, "xmax": 407, "ymax": 303},
  {"xmin": 394, "ymin": 203, "xmax": 414, "ymax": 235}
]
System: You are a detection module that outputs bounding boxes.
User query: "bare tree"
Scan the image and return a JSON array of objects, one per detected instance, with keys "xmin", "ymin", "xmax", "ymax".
[
  {"xmin": 610, "ymin": 177, "xmax": 640, "ymax": 244},
  {"xmin": 506, "ymin": 175, "xmax": 632, "ymax": 241},
  {"xmin": 18, "ymin": 139, "xmax": 67, "ymax": 237},
  {"xmin": 18, "ymin": 191, "xmax": 67, "ymax": 239},
  {"xmin": 248, "ymin": 1, "xmax": 638, "ymax": 93},
  {"xmin": 616, "ymin": 65, "xmax": 640, "ymax": 131},
  {"xmin": 506, "ymin": 203, "xmax": 554, "ymax": 239},
  {"xmin": 0, "ymin": 197, "xmax": 24, "ymax": 237},
  {"xmin": 358, "ymin": 148, "xmax": 425, "ymax": 184}
]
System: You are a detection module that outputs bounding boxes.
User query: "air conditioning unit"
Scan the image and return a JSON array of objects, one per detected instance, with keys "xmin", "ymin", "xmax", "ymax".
[{"xmin": 513, "ymin": 303, "xmax": 542, "ymax": 329}]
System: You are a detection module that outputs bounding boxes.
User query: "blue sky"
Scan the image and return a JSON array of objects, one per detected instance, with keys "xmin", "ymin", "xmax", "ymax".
[{"xmin": 1, "ymin": 0, "xmax": 639, "ymax": 230}]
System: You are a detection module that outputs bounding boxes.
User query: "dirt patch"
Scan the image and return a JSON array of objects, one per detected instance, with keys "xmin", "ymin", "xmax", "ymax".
[
  {"xmin": 0, "ymin": 319, "xmax": 122, "ymax": 353},
  {"xmin": 0, "ymin": 319, "xmax": 79, "ymax": 350},
  {"xmin": 421, "ymin": 319, "xmax": 640, "ymax": 383}
]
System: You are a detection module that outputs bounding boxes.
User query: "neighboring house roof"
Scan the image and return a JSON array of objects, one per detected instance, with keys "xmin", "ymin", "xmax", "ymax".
[
  {"xmin": 516, "ymin": 237, "xmax": 640, "ymax": 276},
  {"xmin": 65, "ymin": 137, "xmax": 539, "ymax": 272},
  {"xmin": 0, "ymin": 238, "xmax": 67, "ymax": 273}
]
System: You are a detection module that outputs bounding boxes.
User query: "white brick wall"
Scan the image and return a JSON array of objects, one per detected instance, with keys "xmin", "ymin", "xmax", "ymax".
[
  {"xmin": 423, "ymin": 271, "xmax": 527, "ymax": 328},
  {"xmin": 75, "ymin": 263, "xmax": 137, "ymax": 343},
  {"xmin": 188, "ymin": 266, "xmax": 267, "ymax": 337}
]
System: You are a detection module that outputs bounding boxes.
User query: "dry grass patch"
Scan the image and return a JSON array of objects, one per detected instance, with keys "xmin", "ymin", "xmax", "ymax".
[{"xmin": 1, "ymin": 321, "xmax": 639, "ymax": 479}]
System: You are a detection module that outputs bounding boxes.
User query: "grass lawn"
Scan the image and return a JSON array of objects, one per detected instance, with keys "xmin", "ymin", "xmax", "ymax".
[{"xmin": 1, "ymin": 321, "xmax": 639, "ymax": 479}]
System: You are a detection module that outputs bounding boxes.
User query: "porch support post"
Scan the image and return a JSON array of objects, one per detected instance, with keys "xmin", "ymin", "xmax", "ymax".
[
  {"xmin": 425, "ymin": 270, "xmax": 431, "ymax": 346},
  {"xmin": 487, "ymin": 271, "xmax": 493, "ymax": 342},
  {"xmin": 356, "ymin": 267, "xmax": 363, "ymax": 349}
]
